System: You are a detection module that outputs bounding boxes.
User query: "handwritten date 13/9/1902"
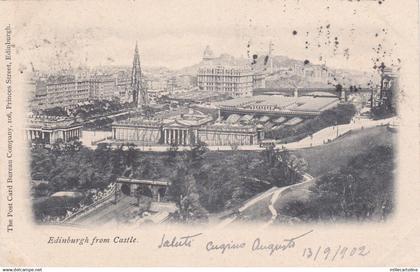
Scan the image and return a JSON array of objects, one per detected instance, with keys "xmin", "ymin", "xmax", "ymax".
[{"xmin": 302, "ymin": 245, "xmax": 370, "ymax": 262}]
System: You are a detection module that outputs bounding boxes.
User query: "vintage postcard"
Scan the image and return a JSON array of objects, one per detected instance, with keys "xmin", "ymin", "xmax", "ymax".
[{"xmin": 0, "ymin": 0, "xmax": 419, "ymax": 267}]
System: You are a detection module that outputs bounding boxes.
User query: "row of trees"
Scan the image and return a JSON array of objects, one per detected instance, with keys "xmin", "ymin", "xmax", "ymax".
[
  {"xmin": 280, "ymin": 145, "xmax": 394, "ymax": 222},
  {"xmin": 83, "ymin": 117, "xmax": 114, "ymax": 130},
  {"xmin": 35, "ymin": 98, "xmax": 128, "ymax": 119},
  {"xmin": 31, "ymin": 141, "xmax": 134, "ymax": 195},
  {"xmin": 31, "ymin": 139, "xmax": 308, "ymax": 223},
  {"xmin": 31, "ymin": 141, "xmax": 143, "ymax": 221},
  {"xmin": 162, "ymin": 143, "xmax": 307, "ymax": 222}
]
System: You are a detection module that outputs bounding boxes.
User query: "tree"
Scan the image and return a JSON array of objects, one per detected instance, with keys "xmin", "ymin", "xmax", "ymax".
[
  {"xmin": 286, "ymin": 154, "xmax": 308, "ymax": 185},
  {"xmin": 284, "ymin": 145, "xmax": 394, "ymax": 222},
  {"xmin": 64, "ymin": 139, "xmax": 82, "ymax": 153},
  {"xmin": 261, "ymin": 144, "xmax": 279, "ymax": 167},
  {"xmin": 189, "ymin": 140, "xmax": 209, "ymax": 169},
  {"xmin": 41, "ymin": 106, "xmax": 68, "ymax": 117},
  {"xmin": 51, "ymin": 138, "xmax": 65, "ymax": 155},
  {"xmin": 274, "ymin": 148, "xmax": 293, "ymax": 185},
  {"xmin": 255, "ymin": 145, "xmax": 307, "ymax": 188},
  {"xmin": 166, "ymin": 161, "xmax": 189, "ymax": 204},
  {"xmin": 166, "ymin": 143, "xmax": 179, "ymax": 165},
  {"xmin": 179, "ymin": 175, "xmax": 209, "ymax": 222},
  {"xmin": 137, "ymin": 158, "xmax": 160, "ymax": 180},
  {"xmin": 33, "ymin": 183, "xmax": 50, "ymax": 197},
  {"xmin": 31, "ymin": 147, "xmax": 55, "ymax": 180},
  {"xmin": 110, "ymin": 145, "xmax": 126, "ymax": 176},
  {"xmin": 335, "ymin": 83, "xmax": 343, "ymax": 94},
  {"xmin": 125, "ymin": 144, "xmax": 138, "ymax": 168}
]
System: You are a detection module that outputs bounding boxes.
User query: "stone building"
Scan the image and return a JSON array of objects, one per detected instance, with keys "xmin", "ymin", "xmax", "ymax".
[
  {"xmin": 112, "ymin": 112, "xmax": 212, "ymax": 146},
  {"xmin": 197, "ymin": 123, "xmax": 262, "ymax": 146},
  {"xmin": 115, "ymin": 71, "xmax": 132, "ymax": 103},
  {"xmin": 216, "ymin": 95, "xmax": 340, "ymax": 119},
  {"xmin": 89, "ymin": 74, "xmax": 117, "ymax": 101},
  {"xmin": 30, "ymin": 73, "xmax": 120, "ymax": 110},
  {"xmin": 112, "ymin": 118, "xmax": 163, "ymax": 145},
  {"xmin": 30, "ymin": 43, "xmax": 145, "ymax": 110},
  {"xmin": 197, "ymin": 65, "xmax": 253, "ymax": 97},
  {"xmin": 30, "ymin": 75, "xmax": 91, "ymax": 110},
  {"xmin": 380, "ymin": 67, "xmax": 399, "ymax": 113},
  {"xmin": 111, "ymin": 111, "xmax": 263, "ymax": 146},
  {"xmin": 26, "ymin": 115, "xmax": 82, "ymax": 144},
  {"xmin": 252, "ymin": 72, "xmax": 266, "ymax": 89}
]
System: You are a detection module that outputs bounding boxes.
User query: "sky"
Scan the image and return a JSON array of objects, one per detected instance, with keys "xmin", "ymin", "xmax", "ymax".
[{"xmin": 11, "ymin": 0, "xmax": 404, "ymax": 73}]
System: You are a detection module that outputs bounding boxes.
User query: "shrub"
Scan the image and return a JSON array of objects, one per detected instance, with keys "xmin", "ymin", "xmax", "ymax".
[{"xmin": 33, "ymin": 196, "xmax": 83, "ymax": 221}]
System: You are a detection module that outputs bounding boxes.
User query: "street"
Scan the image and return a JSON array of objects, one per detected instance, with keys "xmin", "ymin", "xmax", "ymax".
[{"xmin": 217, "ymin": 173, "xmax": 315, "ymax": 227}]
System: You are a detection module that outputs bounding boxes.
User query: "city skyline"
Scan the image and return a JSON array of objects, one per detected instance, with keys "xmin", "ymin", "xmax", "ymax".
[{"xmin": 13, "ymin": 0, "xmax": 401, "ymax": 73}]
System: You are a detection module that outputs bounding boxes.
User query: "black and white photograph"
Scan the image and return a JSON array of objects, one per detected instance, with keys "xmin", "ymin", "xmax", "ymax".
[
  {"xmin": 22, "ymin": 0, "xmax": 400, "ymax": 228},
  {"xmin": 1, "ymin": 0, "xmax": 419, "ymax": 268}
]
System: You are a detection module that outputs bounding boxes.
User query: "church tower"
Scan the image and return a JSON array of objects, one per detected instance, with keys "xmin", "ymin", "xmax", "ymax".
[{"xmin": 131, "ymin": 42, "xmax": 147, "ymax": 107}]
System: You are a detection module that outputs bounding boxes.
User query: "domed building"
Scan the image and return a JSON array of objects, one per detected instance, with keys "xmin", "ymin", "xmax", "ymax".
[{"xmin": 202, "ymin": 45, "xmax": 215, "ymax": 61}]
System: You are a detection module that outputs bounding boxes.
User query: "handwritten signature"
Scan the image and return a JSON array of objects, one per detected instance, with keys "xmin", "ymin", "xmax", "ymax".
[
  {"xmin": 158, "ymin": 233, "xmax": 203, "ymax": 248},
  {"xmin": 251, "ymin": 229, "xmax": 314, "ymax": 255},
  {"xmin": 206, "ymin": 229, "xmax": 314, "ymax": 255}
]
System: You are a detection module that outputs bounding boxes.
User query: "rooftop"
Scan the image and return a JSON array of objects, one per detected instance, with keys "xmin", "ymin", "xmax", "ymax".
[
  {"xmin": 202, "ymin": 122, "xmax": 258, "ymax": 132},
  {"xmin": 303, "ymin": 91, "xmax": 338, "ymax": 98},
  {"xmin": 198, "ymin": 65, "xmax": 253, "ymax": 75},
  {"xmin": 114, "ymin": 109, "xmax": 214, "ymax": 128},
  {"xmin": 216, "ymin": 95, "xmax": 339, "ymax": 113},
  {"xmin": 27, "ymin": 115, "xmax": 81, "ymax": 129}
]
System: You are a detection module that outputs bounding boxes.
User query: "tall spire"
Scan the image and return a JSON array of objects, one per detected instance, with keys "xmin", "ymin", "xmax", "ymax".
[{"xmin": 131, "ymin": 41, "xmax": 147, "ymax": 108}]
